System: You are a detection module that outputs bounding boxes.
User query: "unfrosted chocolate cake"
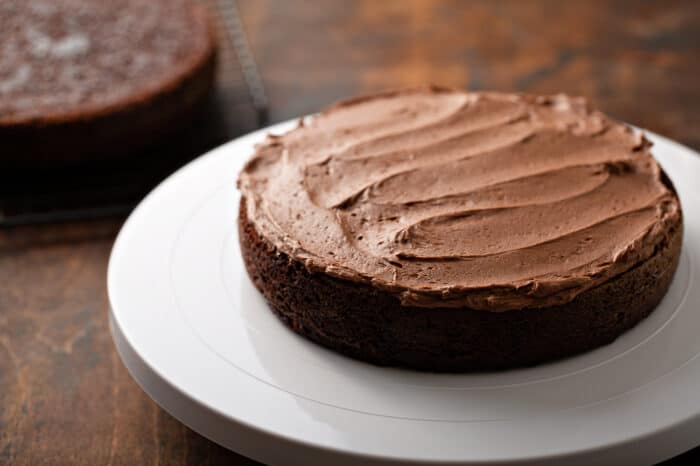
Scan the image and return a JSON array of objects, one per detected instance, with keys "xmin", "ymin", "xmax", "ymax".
[
  {"xmin": 238, "ymin": 87, "xmax": 683, "ymax": 372},
  {"xmin": 0, "ymin": 0, "xmax": 216, "ymax": 166}
]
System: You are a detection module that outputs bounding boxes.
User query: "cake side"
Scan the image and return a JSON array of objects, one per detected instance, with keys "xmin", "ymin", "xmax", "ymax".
[{"xmin": 239, "ymin": 196, "xmax": 682, "ymax": 372}]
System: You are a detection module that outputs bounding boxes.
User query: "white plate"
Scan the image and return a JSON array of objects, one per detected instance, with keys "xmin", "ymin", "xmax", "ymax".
[{"xmin": 108, "ymin": 120, "xmax": 700, "ymax": 466}]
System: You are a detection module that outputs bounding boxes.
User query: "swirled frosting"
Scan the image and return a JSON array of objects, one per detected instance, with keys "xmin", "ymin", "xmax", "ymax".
[{"xmin": 238, "ymin": 88, "xmax": 681, "ymax": 311}]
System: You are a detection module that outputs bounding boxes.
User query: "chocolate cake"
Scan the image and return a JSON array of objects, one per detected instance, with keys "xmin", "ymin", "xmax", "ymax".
[
  {"xmin": 238, "ymin": 87, "xmax": 683, "ymax": 372},
  {"xmin": 0, "ymin": 0, "xmax": 216, "ymax": 166}
]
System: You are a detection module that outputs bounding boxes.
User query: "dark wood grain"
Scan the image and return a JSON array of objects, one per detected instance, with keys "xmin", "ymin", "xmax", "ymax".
[
  {"xmin": 2, "ymin": 1, "xmax": 699, "ymax": 464},
  {"xmin": 243, "ymin": 0, "xmax": 700, "ymax": 151}
]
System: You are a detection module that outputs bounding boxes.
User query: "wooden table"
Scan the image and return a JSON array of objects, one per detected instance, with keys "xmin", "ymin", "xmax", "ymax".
[{"xmin": 2, "ymin": 1, "xmax": 699, "ymax": 464}]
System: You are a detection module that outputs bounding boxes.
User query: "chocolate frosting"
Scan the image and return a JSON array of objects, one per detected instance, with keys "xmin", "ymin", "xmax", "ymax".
[{"xmin": 238, "ymin": 88, "xmax": 681, "ymax": 311}]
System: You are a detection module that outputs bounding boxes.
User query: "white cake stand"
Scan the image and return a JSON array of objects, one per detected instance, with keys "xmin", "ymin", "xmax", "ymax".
[{"xmin": 108, "ymin": 120, "xmax": 700, "ymax": 465}]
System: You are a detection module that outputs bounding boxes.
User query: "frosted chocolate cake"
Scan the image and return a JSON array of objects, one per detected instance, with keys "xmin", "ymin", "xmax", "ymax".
[{"xmin": 238, "ymin": 87, "xmax": 682, "ymax": 371}]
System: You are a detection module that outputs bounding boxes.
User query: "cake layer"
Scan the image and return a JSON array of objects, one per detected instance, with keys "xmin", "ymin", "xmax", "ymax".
[
  {"xmin": 0, "ymin": 0, "xmax": 214, "ymax": 124},
  {"xmin": 0, "ymin": 0, "xmax": 216, "ymax": 165}
]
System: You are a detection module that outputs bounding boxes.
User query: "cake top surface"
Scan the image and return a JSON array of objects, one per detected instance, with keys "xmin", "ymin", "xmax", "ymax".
[
  {"xmin": 0, "ymin": 0, "xmax": 213, "ymax": 124},
  {"xmin": 238, "ymin": 87, "xmax": 681, "ymax": 311}
]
